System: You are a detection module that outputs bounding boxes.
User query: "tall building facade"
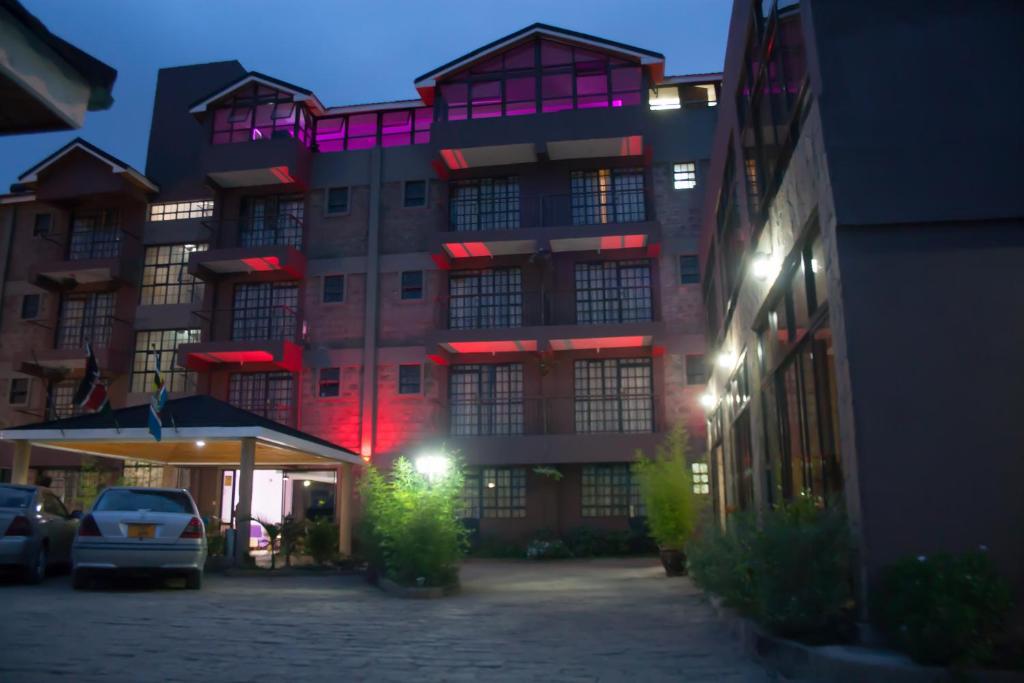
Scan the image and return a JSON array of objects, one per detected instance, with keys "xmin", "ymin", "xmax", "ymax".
[
  {"xmin": 699, "ymin": 0, "xmax": 1023, "ymax": 618},
  {"xmin": 0, "ymin": 25, "xmax": 720, "ymax": 541}
]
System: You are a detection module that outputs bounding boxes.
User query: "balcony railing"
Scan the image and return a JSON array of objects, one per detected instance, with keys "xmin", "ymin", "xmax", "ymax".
[
  {"xmin": 436, "ymin": 286, "xmax": 656, "ymax": 329},
  {"xmin": 239, "ymin": 213, "xmax": 303, "ymax": 249},
  {"xmin": 447, "ymin": 395, "xmax": 656, "ymax": 436},
  {"xmin": 231, "ymin": 303, "xmax": 300, "ymax": 342},
  {"xmin": 447, "ymin": 191, "xmax": 651, "ymax": 231},
  {"xmin": 67, "ymin": 227, "xmax": 124, "ymax": 260}
]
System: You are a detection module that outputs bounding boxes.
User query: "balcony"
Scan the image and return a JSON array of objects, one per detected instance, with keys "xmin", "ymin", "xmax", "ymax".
[
  {"xmin": 189, "ymin": 216, "xmax": 306, "ymax": 280},
  {"xmin": 201, "ymin": 135, "xmax": 312, "ymax": 189},
  {"xmin": 178, "ymin": 304, "xmax": 303, "ymax": 373},
  {"xmin": 30, "ymin": 227, "xmax": 140, "ymax": 290},
  {"xmin": 430, "ymin": 286, "xmax": 662, "ymax": 356},
  {"xmin": 436, "ymin": 191, "xmax": 658, "ymax": 262},
  {"xmin": 441, "ymin": 395, "xmax": 663, "ymax": 466}
]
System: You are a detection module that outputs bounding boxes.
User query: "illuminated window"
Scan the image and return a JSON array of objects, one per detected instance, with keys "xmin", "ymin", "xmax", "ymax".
[
  {"xmin": 211, "ymin": 84, "xmax": 312, "ymax": 147},
  {"xmin": 314, "ymin": 108, "xmax": 430, "ymax": 152},
  {"xmin": 130, "ymin": 329, "xmax": 200, "ymax": 393},
  {"xmin": 140, "ymin": 244, "xmax": 207, "ymax": 306},
  {"xmin": 400, "ymin": 271, "xmax": 423, "ymax": 300},
  {"xmin": 692, "ymin": 462, "xmax": 710, "ymax": 494},
  {"xmin": 648, "ymin": 85, "xmax": 680, "ymax": 110},
  {"xmin": 571, "ymin": 169, "xmax": 646, "ymax": 225},
  {"xmin": 323, "ymin": 275, "xmax": 344, "ymax": 303},
  {"xmin": 148, "ymin": 200, "xmax": 214, "ymax": 222},
  {"xmin": 47, "ymin": 382, "xmax": 80, "ymax": 420},
  {"xmin": 398, "ymin": 364, "xmax": 422, "ymax": 395},
  {"xmin": 318, "ymin": 368, "xmax": 340, "ymax": 398},
  {"xmin": 8, "ymin": 378, "xmax": 29, "ymax": 406},
  {"xmin": 481, "ymin": 467, "xmax": 526, "ymax": 518},
  {"xmin": 673, "ymin": 162, "xmax": 697, "ymax": 189}
]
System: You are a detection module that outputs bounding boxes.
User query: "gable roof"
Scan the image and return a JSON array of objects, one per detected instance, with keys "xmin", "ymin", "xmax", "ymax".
[
  {"xmin": 414, "ymin": 23, "xmax": 666, "ymax": 92},
  {"xmin": 188, "ymin": 71, "xmax": 325, "ymax": 115},
  {"xmin": 3, "ymin": 395, "xmax": 360, "ymax": 463},
  {"xmin": 16, "ymin": 138, "xmax": 158, "ymax": 192}
]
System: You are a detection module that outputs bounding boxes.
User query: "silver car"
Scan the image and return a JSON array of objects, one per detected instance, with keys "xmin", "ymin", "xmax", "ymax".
[
  {"xmin": 0, "ymin": 484, "xmax": 79, "ymax": 583},
  {"xmin": 72, "ymin": 487, "xmax": 207, "ymax": 590}
]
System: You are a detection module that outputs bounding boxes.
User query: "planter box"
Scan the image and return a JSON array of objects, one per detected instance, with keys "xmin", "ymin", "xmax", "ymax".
[{"xmin": 378, "ymin": 577, "xmax": 460, "ymax": 599}]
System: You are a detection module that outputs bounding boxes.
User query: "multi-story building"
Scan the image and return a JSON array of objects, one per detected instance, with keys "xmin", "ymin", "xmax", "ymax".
[
  {"xmin": 0, "ymin": 24, "xmax": 720, "ymax": 541},
  {"xmin": 699, "ymin": 0, "xmax": 1023, "ymax": 619}
]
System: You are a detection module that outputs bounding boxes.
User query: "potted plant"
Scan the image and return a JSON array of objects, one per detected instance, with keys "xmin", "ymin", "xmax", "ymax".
[{"xmin": 633, "ymin": 427, "xmax": 700, "ymax": 576}]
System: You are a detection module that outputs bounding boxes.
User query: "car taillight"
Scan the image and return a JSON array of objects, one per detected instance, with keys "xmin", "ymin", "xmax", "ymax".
[
  {"xmin": 77, "ymin": 515, "xmax": 101, "ymax": 537},
  {"xmin": 5, "ymin": 515, "xmax": 31, "ymax": 536},
  {"xmin": 180, "ymin": 517, "xmax": 203, "ymax": 539}
]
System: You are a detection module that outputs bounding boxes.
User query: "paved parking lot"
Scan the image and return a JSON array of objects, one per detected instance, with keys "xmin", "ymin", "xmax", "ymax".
[{"xmin": 0, "ymin": 558, "xmax": 777, "ymax": 682}]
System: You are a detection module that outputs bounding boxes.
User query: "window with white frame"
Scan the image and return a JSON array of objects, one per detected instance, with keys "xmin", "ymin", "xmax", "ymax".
[
  {"xmin": 149, "ymin": 200, "xmax": 214, "ymax": 222},
  {"xmin": 692, "ymin": 462, "xmax": 710, "ymax": 494},
  {"xmin": 674, "ymin": 162, "xmax": 696, "ymax": 190}
]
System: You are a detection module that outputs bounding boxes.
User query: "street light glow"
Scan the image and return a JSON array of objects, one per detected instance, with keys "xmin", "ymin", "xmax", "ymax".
[{"xmin": 415, "ymin": 453, "xmax": 451, "ymax": 481}]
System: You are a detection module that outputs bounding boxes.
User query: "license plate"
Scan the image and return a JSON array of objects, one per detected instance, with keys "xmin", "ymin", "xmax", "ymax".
[{"xmin": 127, "ymin": 524, "xmax": 155, "ymax": 539}]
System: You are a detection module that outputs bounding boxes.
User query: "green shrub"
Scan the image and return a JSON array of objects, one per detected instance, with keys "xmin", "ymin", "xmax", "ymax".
[
  {"xmin": 305, "ymin": 518, "xmax": 339, "ymax": 565},
  {"xmin": 280, "ymin": 515, "xmax": 305, "ymax": 567},
  {"xmin": 563, "ymin": 527, "xmax": 642, "ymax": 557},
  {"xmin": 207, "ymin": 534, "xmax": 225, "ymax": 557},
  {"xmin": 687, "ymin": 499, "xmax": 853, "ymax": 641},
  {"xmin": 633, "ymin": 427, "xmax": 701, "ymax": 549},
  {"xmin": 526, "ymin": 536, "xmax": 573, "ymax": 559},
  {"xmin": 359, "ymin": 456, "xmax": 468, "ymax": 587},
  {"xmin": 873, "ymin": 550, "xmax": 1013, "ymax": 666}
]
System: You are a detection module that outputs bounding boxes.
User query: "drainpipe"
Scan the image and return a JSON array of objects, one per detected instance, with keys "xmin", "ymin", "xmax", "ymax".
[
  {"xmin": 359, "ymin": 148, "xmax": 383, "ymax": 460},
  {"xmin": 0, "ymin": 204, "xmax": 17, "ymax": 332}
]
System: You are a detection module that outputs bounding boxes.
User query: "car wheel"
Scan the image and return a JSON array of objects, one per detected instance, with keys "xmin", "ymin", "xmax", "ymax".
[
  {"xmin": 185, "ymin": 570, "xmax": 202, "ymax": 590},
  {"xmin": 26, "ymin": 545, "xmax": 47, "ymax": 584},
  {"xmin": 71, "ymin": 568, "xmax": 89, "ymax": 590}
]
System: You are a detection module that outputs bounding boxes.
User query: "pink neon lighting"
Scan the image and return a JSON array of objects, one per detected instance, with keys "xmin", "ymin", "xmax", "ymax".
[
  {"xmin": 549, "ymin": 336, "xmax": 648, "ymax": 351},
  {"xmin": 619, "ymin": 135, "xmax": 643, "ymax": 157},
  {"xmin": 270, "ymin": 166, "xmax": 294, "ymax": 183},
  {"xmin": 441, "ymin": 149, "xmax": 469, "ymax": 170},
  {"xmin": 444, "ymin": 242, "xmax": 491, "ymax": 259},
  {"xmin": 463, "ymin": 242, "xmax": 492, "ymax": 258},
  {"xmin": 241, "ymin": 256, "xmax": 281, "ymax": 272},
  {"xmin": 445, "ymin": 340, "xmax": 538, "ymax": 354},
  {"xmin": 598, "ymin": 234, "xmax": 647, "ymax": 251}
]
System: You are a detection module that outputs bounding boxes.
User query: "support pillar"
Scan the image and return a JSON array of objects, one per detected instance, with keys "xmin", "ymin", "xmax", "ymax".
[
  {"xmin": 160, "ymin": 466, "xmax": 180, "ymax": 488},
  {"xmin": 234, "ymin": 438, "xmax": 256, "ymax": 566},
  {"xmin": 11, "ymin": 441, "xmax": 31, "ymax": 485},
  {"xmin": 336, "ymin": 463, "xmax": 353, "ymax": 557}
]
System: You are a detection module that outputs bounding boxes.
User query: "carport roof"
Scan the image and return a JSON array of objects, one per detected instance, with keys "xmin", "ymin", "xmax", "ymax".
[{"xmin": 0, "ymin": 395, "xmax": 362, "ymax": 467}]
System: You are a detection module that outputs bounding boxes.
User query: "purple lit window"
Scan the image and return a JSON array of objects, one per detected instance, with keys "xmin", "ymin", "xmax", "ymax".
[
  {"xmin": 542, "ymin": 73, "xmax": 573, "ymax": 113},
  {"xmin": 470, "ymin": 54, "xmax": 503, "ymax": 74},
  {"xmin": 471, "ymin": 81, "xmax": 502, "ymax": 119},
  {"xmin": 210, "ymin": 84, "xmax": 311, "ymax": 147},
  {"xmin": 382, "ymin": 110, "xmax": 412, "ymax": 147},
  {"xmin": 316, "ymin": 117, "xmax": 345, "ymax": 152},
  {"xmin": 541, "ymin": 40, "xmax": 572, "ymax": 66},
  {"xmin": 443, "ymin": 83, "xmax": 468, "ymax": 121},
  {"xmin": 611, "ymin": 67, "xmax": 642, "ymax": 107},
  {"xmin": 505, "ymin": 77, "xmax": 535, "ymax": 116},
  {"xmin": 347, "ymin": 113, "xmax": 377, "ymax": 150},
  {"xmin": 576, "ymin": 74, "xmax": 609, "ymax": 109},
  {"xmin": 414, "ymin": 108, "xmax": 432, "ymax": 143},
  {"xmin": 504, "ymin": 43, "xmax": 534, "ymax": 70}
]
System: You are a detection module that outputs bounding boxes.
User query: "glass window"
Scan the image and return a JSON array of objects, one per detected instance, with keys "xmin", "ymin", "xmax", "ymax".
[
  {"xmin": 122, "ymin": 461, "xmax": 164, "ymax": 488},
  {"xmin": 459, "ymin": 468, "xmax": 481, "ymax": 519},
  {"xmin": 20, "ymin": 294, "xmax": 40, "ymax": 320},
  {"xmin": 449, "ymin": 364, "xmax": 523, "ymax": 436},
  {"xmin": 574, "ymin": 358, "xmax": 654, "ymax": 433},
  {"xmin": 571, "ymin": 169, "xmax": 646, "ymax": 225},
  {"xmin": 318, "ymin": 368, "xmax": 340, "ymax": 398},
  {"xmin": 470, "ymin": 81, "xmax": 502, "ymax": 119},
  {"xmin": 679, "ymin": 254, "xmax": 700, "ymax": 284},
  {"xmin": 228, "ymin": 372, "xmax": 295, "ymax": 426},
  {"xmin": 323, "ymin": 275, "xmax": 345, "ymax": 303},
  {"xmin": 47, "ymin": 381, "xmax": 80, "ymax": 420},
  {"xmin": 140, "ymin": 244, "xmax": 208, "ymax": 306},
  {"xmin": 8, "ymin": 378, "xmax": 29, "ymax": 405},
  {"xmin": 130, "ymin": 329, "xmax": 200, "ymax": 393},
  {"xmin": 673, "ymin": 162, "xmax": 697, "ymax": 189},
  {"xmin": 403, "ymin": 181, "xmax": 427, "ymax": 208},
  {"xmin": 239, "ymin": 195, "xmax": 304, "ymax": 248},
  {"xmin": 42, "ymin": 492, "xmax": 68, "ymax": 517},
  {"xmin": 33, "ymin": 213, "xmax": 51, "ymax": 237},
  {"xmin": 148, "ymin": 200, "xmax": 213, "ymax": 222},
  {"xmin": 686, "ymin": 355, "xmax": 707, "ymax": 385},
  {"xmin": 692, "ymin": 462, "xmax": 710, "ymax": 495},
  {"xmin": 68, "ymin": 208, "xmax": 120, "ymax": 260},
  {"xmin": 575, "ymin": 260, "xmax": 652, "ymax": 324},
  {"xmin": 448, "ymin": 268, "xmax": 522, "ymax": 329},
  {"xmin": 381, "ymin": 110, "xmax": 413, "ymax": 147},
  {"xmin": 57, "ymin": 292, "xmax": 114, "ymax": 349},
  {"xmin": 398, "ymin": 364, "xmax": 421, "ymax": 394},
  {"xmin": 326, "ymin": 187, "xmax": 349, "ymax": 214},
  {"xmin": 481, "ymin": 467, "xmax": 526, "ymax": 518},
  {"xmin": 94, "ymin": 489, "xmax": 194, "ymax": 514},
  {"xmin": 401, "ymin": 271, "xmax": 423, "ymax": 300},
  {"xmin": 449, "ymin": 177, "xmax": 520, "ymax": 231},
  {"xmin": 582, "ymin": 464, "xmax": 633, "ymax": 517},
  {"xmin": 505, "ymin": 77, "xmax": 536, "ymax": 116},
  {"xmin": 232, "ymin": 283, "xmax": 298, "ymax": 341},
  {"xmin": 649, "ymin": 86, "xmax": 680, "ymax": 110},
  {"xmin": 346, "ymin": 113, "xmax": 377, "ymax": 150},
  {"xmin": 211, "ymin": 84, "xmax": 310, "ymax": 147}
]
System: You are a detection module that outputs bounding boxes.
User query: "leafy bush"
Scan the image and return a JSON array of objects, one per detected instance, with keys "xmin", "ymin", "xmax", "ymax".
[
  {"xmin": 526, "ymin": 537, "xmax": 573, "ymax": 559},
  {"xmin": 688, "ymin": 498, "xmax": 853, "ymax": 641},
  {"xmin": 207, "ymin": 534, "xmax": 225, "ymax": 557},
  {"xmin": 359, "ymin": 456, "xmax": 468, "ymax": 587},
  {"xmin": 873, "ymin": 550, "xmax": 1013, "ymax": 666},
  {"xmin": 305, "ymin": 518, "xmax": 339, "ymax": 565},
  {"xmin": 280, "ymin": 515, "xmax": 305, "ymax": 567},
  {"xmin": 633, "ymin": 427, "xmax": 701, "ymax": 549}
]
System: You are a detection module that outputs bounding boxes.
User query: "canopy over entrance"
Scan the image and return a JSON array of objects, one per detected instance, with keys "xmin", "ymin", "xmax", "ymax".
[{"xmin": 0, "ymin": 396, "xmax": 360, "ymax": 565}]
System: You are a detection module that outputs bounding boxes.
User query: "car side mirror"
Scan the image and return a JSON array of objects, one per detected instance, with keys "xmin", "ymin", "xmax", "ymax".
[{"xmin": 70, "ymin": 510, "xmax": 83, "ymax": 520}]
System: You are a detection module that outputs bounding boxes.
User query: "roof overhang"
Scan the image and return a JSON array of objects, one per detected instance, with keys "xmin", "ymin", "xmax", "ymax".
[
  {"xmin": 414, "ymin": 23, "xmax": 665, "ymax": 103},
  {"xmin": 0, "ymin": 427, "xmax": 363, "ymax": 467},
  {"xmin": 17, "ymin": 139, "xmax": 158, "ymax": 192},
  {"xmin": 440, "ymin": 340, "xmax": 538, "ymax": 354},
  {"xmin": 549, "ymin": 335, "xmax": 653, "ymax": 351},
  {"xmin": 322, "ymin": 99, "xmax": 425, "ymax": 116},
  {"xmin": 550, "ymin": 233, "xmax": 648, "ymax": 253},
  {"xmin": 179, "ymin": 340, "xmax": 302, "ymax": 373},
  {"xmin": 188, "ymin": 72, "xmax": 324, "ymax": 115},
  {"xmin": 189, "ymin": 245, "xmax": 306, "ymax": 279}
]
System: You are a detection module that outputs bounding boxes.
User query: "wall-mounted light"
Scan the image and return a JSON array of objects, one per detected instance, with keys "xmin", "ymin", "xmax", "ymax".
[
  {"xmin": 699, "ymin": 391, "xmax": 717, "ymax": 410},
  {"xmin": 716, "ymin": 351, "xmax": 736, "ymax": 369},
  {"xmin": 750, "ymin": 252, "xmax": 776, "ymax": 281},
  {"xmin": 303, "ymin": 480, "xmax": 311, "ymax": 488},
  {"xmin": 195, "ymin": 440, "xmax": 206, "ymax": 447}
]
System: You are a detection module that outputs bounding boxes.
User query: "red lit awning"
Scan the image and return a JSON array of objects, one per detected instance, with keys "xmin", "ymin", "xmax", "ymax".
[
  {"xmin": 548, "ymin": 335, "xmax": 651, "ymax": 352},
  {"xmin": 440, "ymin": 340, "xmax": 538, "ymax": 354},
  {"xmin": 179, "ymin": 340, "xmax": 302, "ymax": 372},
  {"xmin": 189, "ymin": 245, "xmax": 306, "ymax": 280}
]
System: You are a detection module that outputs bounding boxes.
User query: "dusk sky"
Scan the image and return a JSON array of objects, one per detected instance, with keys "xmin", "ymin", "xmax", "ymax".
[{"xmin": 0, "ymin": 0, "xmax": 731, "ymax": 190}]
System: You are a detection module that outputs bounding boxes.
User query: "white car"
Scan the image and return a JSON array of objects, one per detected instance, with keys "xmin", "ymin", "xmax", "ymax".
[{"xmin": 72, "ymin": 487, "xmax": 207, "ymax": 590}]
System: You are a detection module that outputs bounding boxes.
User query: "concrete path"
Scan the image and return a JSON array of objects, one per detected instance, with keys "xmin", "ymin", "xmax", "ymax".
[{"xmin": 0, "ymin": 558, "xmax": 780, "ymax": 682}]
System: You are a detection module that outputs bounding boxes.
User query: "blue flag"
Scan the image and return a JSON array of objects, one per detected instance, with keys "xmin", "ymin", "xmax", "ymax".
[{"xmin": 147, "ymin": 349, "xmax": 168, "ymax": 441}]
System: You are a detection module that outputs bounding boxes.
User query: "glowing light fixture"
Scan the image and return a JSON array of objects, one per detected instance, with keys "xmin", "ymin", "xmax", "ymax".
[
  {"xmin": 415, "ymin": 453, "xmax": 451, "ymax": 482},
  {"xmin": 486, "ymin": 481, "xmax": 496, "ymax": 489},
  {"xmin": 750, "ymin": 252, "xmax": 776, "ymax": 281},
  {"xmin": 195, "ymin": 440, "xmax": 206, "ymax": 447},
  {"xmin": 303, "ymin": 480, "xmax": 311, "ymax": 488},
  {"xmin": 717, "ymin": 351, "xmax": 736, "ymax": 369},
  {"xmin": 699, "ymin": 392, "xmax": 717, "ymax": 410}
]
